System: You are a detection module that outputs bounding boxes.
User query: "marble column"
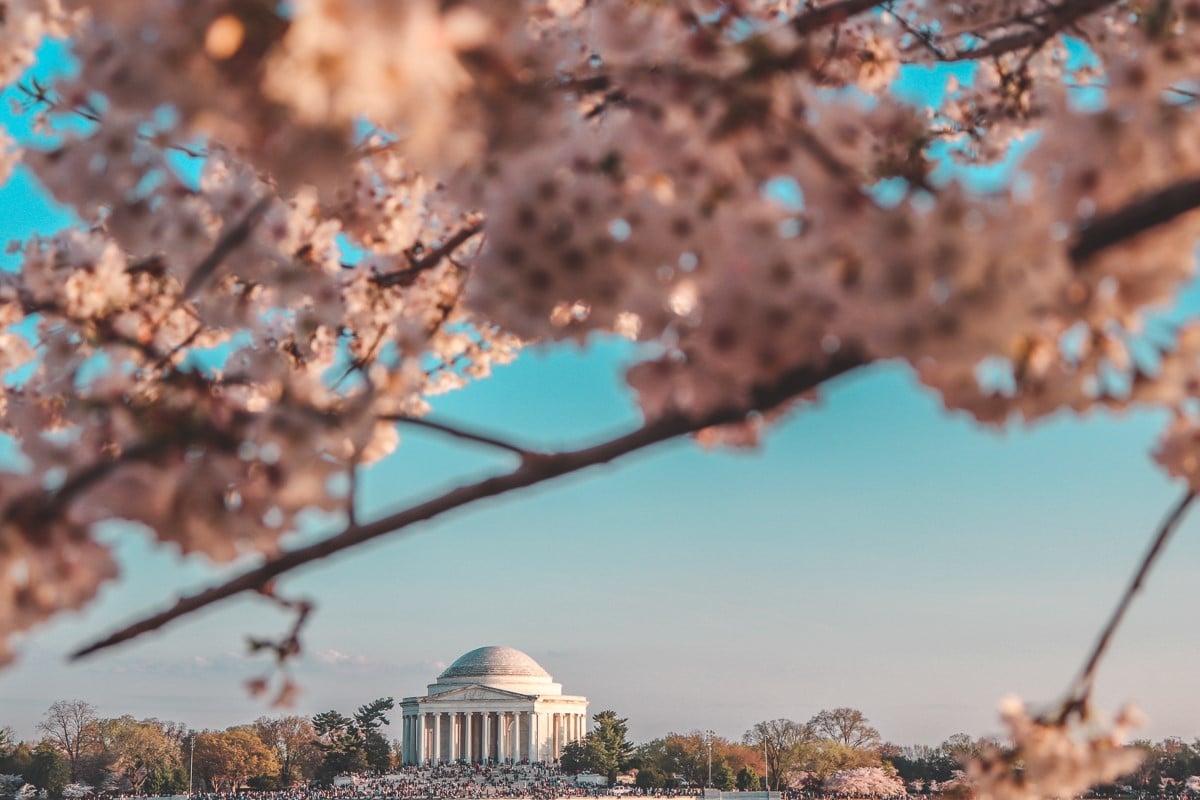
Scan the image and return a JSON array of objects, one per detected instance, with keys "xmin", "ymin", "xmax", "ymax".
[
  {"xmin": 465, "ymin": 712, "xmax": 474, "ymax": 763},
  {"xmin": 527, "ymin": 712, "xmax": 536, "ymax": 763},
  {"xmin": 418, "ymin": 713, "xmax": 426, "ymax": 764},
  {"xmin": 482, "ymin": 712, "xmax": 491, "ymax": 763},
  {"xmin": 405, "ymin": 716, "xmax": 413, "ymax": 764},
  {"xmin": 436, "ymin": 713, "xmax": 444, "ymax": 764}
]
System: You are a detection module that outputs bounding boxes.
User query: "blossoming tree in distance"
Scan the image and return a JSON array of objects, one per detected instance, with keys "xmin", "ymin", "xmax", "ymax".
[{"xmin": 2, "ymin": 1, "xmax": 1200, "ymax": 794}]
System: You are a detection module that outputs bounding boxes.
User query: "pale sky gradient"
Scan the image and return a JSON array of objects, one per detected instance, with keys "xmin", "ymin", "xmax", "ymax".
[{"xmin": 3, "ymin": 44, "xmax": 1200, "ymax": 752}]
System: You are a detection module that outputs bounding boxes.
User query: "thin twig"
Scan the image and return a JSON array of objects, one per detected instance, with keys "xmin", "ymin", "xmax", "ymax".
[
  {"xmin": 1061, "ymin": 489, "xmax": 1196, "ymax": 716},
  {"xmin": 385, "ymin": 416, "xmax": 537, "ymax": 459},
  {"xmin": 70, "ymin": 349, "xmax": 864, "ymax": 660}
]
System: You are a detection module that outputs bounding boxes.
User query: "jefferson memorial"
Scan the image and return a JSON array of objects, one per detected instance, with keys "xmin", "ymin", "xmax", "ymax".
[{"xmin": 400, "ymin": 646, "xmax": 589, "ymax": 765}]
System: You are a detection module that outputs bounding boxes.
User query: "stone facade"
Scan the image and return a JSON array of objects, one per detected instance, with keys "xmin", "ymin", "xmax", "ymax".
[{"xmin": 400, "ymin": 646, "xmax": 588, "ymax": 765}]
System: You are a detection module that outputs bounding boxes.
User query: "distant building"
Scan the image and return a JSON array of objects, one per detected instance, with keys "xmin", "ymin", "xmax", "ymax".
[{"xmin": 400, "ymin": 646, "xmax": 588, "ymax": 765}]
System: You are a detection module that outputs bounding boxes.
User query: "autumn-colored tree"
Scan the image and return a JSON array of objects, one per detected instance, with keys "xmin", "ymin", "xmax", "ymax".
[
  {"xmin": 193, "ymin": 729, "xmax": 278, "ymax": 792},
  {"xmin": 99, "ymin": 717, "xmax": 181, "ymax": 795},
  {"xmin": 251, "ymin": 716, "xmax": 320, "ymax": 786},
  {"xmin": 799, "ymin": 738, "xmax": 881, "ymax": 781}
]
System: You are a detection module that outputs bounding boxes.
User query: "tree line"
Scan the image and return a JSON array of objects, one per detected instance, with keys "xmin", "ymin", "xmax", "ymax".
[{"xmin": 4, "ymin": 702, "xmax": 1194, "ymax": 798}]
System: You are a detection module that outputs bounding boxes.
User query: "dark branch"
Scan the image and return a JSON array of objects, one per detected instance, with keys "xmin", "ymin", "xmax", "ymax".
[
  {"xmin": 938, "ymin": 0, "xmax": 1117, "ymax": 62},
  {"xmin": 372, "ymin": 221, "xmax": 484, "ymax": 289},
  {"xmin": 385, "ymin": 415, "xmax": 537, "ymax": 459},
  {"xmin": 71, "ymin": 348, "xmax": 864, "ymax": 660},
  {"xmin": 1070, "ymin": 177, "xmax": 1200, "ymax": 265},
  {"xmin": 792, "ymin": 0, "xmax": 889, "ymax": 35}
]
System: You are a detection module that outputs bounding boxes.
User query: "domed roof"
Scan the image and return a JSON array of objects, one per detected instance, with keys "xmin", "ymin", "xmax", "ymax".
[{"xmin": 439, "ymin": 646, "xmax": 551, "ymax": 680}]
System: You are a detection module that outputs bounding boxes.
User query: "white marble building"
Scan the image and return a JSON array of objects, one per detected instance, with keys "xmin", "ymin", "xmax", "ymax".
[{"xmin": 400, "ymin": 646, "xmax": 588, "ymax": 765}]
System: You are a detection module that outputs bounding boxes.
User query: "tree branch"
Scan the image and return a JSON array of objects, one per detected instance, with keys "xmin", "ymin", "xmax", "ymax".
[
  {"xmin": 372, "ymin": 220, "xmax": 484, "ymax": 289},
  {"xmin": 1070, "ymin": 177, "xmax": 1200, "ymax": 265},
  {"xmin": 385, "ymin": 415, "xmax": 538, "ymax": 459},
  {"xmin": 1059, "ymin": 489, "xmax": 1196, "ymax": 719},
  {"xmin": 70, "ymin": 349, "xmax": 864, "ymax": 660},
  {"xmin": 792, "ymin": 0, "xmax": 889, "ymax": 36},
  {"xmin": 936, "ymin": 0, "xmax": 1117, "ymax": 62}
]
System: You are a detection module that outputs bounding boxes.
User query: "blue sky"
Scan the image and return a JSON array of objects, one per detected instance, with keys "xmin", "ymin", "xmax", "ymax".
[{"xmin": 4, "ymin": 40, "xmax": 1200, "ymax": 751}]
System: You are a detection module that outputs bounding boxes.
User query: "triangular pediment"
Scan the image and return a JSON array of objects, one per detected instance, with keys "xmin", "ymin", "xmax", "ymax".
[{"xmin": 423, "ymin": 684, "xmax": 535, "ymax": 702}]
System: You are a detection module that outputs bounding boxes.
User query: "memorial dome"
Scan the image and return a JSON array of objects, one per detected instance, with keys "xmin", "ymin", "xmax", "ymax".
[
  {"xmin": 427, "ymin": 645, "xmax": 562, "ymax": 695},
  {"xmin": 440, "ymin": 646, "xmax": 551, "ymax": 680}
]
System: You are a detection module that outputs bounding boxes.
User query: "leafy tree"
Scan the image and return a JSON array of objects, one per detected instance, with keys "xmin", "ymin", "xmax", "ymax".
[
  {"xmin": 100, "ymin": 716, "xmax": 181, "ymax": 795},
  {"xmin": 560, "ymin": 737, "xmax": 608, "ymax": 777},
  {"xmin": 0, "ymin": 744, "xmax": 33, "ymax": 781},
  {"xmin": 636, "ymin": 766, "xmax": 666, "ymax": 790},
  {"xmin": 252, "ymin": 716, "xmax": 321, "ymax": 786},
  {"xmin": 737, "ymin": 766, "xmax": 760, "ymax": 791},
  {"xmin": 809, "ymin": 709, "xmax": 881, "ymax": 752},
  {"xmin": 798, "ymin": 739, "xmax": 880, "ymax": 781},
  {"xmin": 36, "ymin": 702, "xmax": 101, "ymax": 782},
  {"xmin": 26, "ymin": 743, "xmax": 69, "ymax": 796},
  {"xmin": 193, "ymin": 729, "xmax": 279, "ymax": 792}
]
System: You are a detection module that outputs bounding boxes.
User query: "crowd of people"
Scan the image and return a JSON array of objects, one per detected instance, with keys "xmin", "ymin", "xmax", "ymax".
[{"xmin": 186, "ymin": 764, "xmax": 704, "ymax": 800}]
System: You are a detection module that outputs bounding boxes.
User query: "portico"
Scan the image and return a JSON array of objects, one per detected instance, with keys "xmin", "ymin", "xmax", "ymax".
[{"xmin": 400, "ymin": 646, "xmax": 588, "ymax": 765}]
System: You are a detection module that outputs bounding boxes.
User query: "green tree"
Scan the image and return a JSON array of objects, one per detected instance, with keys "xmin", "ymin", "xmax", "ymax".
[
  {"xmin": 27, "ymin": 742, "xmax": 69, "ymax": 796},
  {"xmin": 589, "ymin": 711, "xmax": 634, "ymax": 783},
  {"xmin": 560, "ymin": 737, "xmax": 608, "ymax": 777},
  {"xmin": 0, "ymin": 742, "xmax": 34, "ymax": 780},
  {"xmin": 559, "ymin": 712, "xmax": 634, "ymax": 784},
  {"xmin": 312, "ymin": 710, "xmax": 366, "ymax": 782},
  {"xmin": 354, "ymin": 699, "xmax": 395, "ymax": 774},
  {"xmin": 636, "ymin": 766, "xmax": 666, "ymax": 790},
  {"xmin": 736, "ymin": 766, "xmax": 760, "ymax": 791},
  {"xmin": 712, "ymin": 761, "xmax": 736, "ymax": 791}
]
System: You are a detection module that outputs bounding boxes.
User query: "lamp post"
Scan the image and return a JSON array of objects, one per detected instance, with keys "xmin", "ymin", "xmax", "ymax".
[
  {"xmin": 704, "ymin": 730, "xmax": 715, "ymax": 789},
  {"xmin": 762, "ymin": 739, "xmax": 769, "ymax": 796},
  {"xmin": 188, "ymin": 733, "xmax": 195, "ymax": 797}
]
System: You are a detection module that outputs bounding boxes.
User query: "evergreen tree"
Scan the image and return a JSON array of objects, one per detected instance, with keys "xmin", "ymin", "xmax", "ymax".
[
  {"xmin": 354, "ymin": 699, "xmax": 395, "ymax": 774},
  {"xmin": 27, "ymin": 743, "xmax": 69, "ymax": 796},
  {"xmin": 712, "ymin": 762, "xmax": 736, "ymax": 791},
  {"xmin": 736, "ymin": 766, "xmax": 760, "ymax": 791}
]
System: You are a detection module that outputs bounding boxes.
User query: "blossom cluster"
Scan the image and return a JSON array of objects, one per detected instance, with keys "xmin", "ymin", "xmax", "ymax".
[{"xmin": 961, "ymin": 697, "xmax": 1144, "ymax": 800}]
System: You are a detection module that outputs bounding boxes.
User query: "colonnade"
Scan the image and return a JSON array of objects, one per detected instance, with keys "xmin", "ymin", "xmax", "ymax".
[{"xmin": 403, "ymin": 710, "xmax": 587, "ymax": 765}]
